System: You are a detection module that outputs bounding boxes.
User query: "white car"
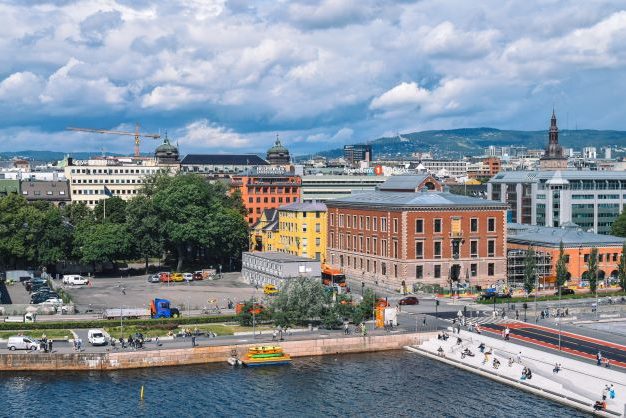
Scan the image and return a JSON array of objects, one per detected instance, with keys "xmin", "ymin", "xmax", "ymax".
[
  {"xmin": 183, "ymin": 273, "xmax": 194, "ymax": 282},
  {"xmin": 62, "ymin": 275, "xmax": 89, "ymax": 286},
  {"xmin": 41, "ymin": 297, "xmax": 63, "ymax": 305},
  {"xmin": 87, "ymin": 329, "xmax": 107, "ymax": 346}
]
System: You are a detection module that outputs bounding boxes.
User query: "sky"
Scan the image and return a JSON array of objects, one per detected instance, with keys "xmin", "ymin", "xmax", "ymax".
[{"xmin": 1, "ymin": 0, "xmax": 626, "ymax": 156}]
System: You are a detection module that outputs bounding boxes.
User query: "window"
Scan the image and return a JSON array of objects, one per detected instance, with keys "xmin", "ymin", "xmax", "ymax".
[
  {"xmin": 347, "ymin": 215, "xmax": 351, "ymax": 228},
  {"xmin": 415, "ymin": 241, "xmax": 423, "ymax": 259},
  {"xmin": 353, "ymin": 215, "xmax": 357, "ymax": 228},
  {"xmin": 393, "ymin": 218, "xmax": 398, "ymax": 233},
  {"xmin": 488, "ymin": 218, "xmax": 496, "ymax": 232},
  {"xmin": 416, "ymin": 265, "xmax": 423, "ymax": 279},
  {"xmin": 373, "ymin": 217, "xmax": 378, "ymax": 231},
  {"xmin": 372, "ymin": 237, "xmax": 377, "ymax": 255},
  {"xmin": 394, "ymin": 264, "xmax": 398, "ymax": 278},
  {"xmin": 393, "ymin": 240, "xmax": 398, "ymax": 258},
  {"xmin": 381, "ymin": 217, "xmax": 387, "ymax": 232},
  {"xmin": 302, "ymin": 223, "xmax": 307, "ymax": 232},
  {"xmin": 470, "ymin": 218, "xmax": 478, "ymax": 232},
  {"xmin": 359, "ymin": 236, "xmax": 364, "ymax": 252},
  {"xmin": 487, "ymin": 240, "xmax": 495, "ymax": 257},
  {"xmin": 330, "ymin": 232, "xmax": 334, "ymax": 246},
  {"xmin": 434, "ymin": 241, "xmax": 442, "ymax": 258},
  {"xmin": 381, "ymin": 239, "xmax": 388, "ymax": 257},
  {"xmin": 599, "ymin": 254, "xmax": 604, "ymax": 262},
  {"xmin": 415, "ymin": 219, "xmax": 424, "ymax": 233},
  {"xmin": 339, "ymin": 214, "xmax": 344, "ymax": 227},
  {"xmin": 366, "ymin": 237, "xmax": 370, "ymax": 253},
  {"xmin": 330, "ymin": 214, "xmax": 335, "ymax": 226},
  {"xmin": 381, "ymin": 262, "xmax": 387, "ymax": 275},
  {"xmin": 316, "ymin": 237, "xmax": 321, "ymax": 246},
  {"xmin": 470, "ymin": 240, "xmax": 478, "ymax": 258},
  {"xmin": 584, "ymin": 254, "xmax": 589, "ymax": 263},
  {"xmin": 366, "ymin": 216, "xmax": 370, "ymax": 230},
  {"xmin": 359, "ymin": 216, "xmax": 364, "ymax": 229},
  {"xmin": 434, "ymin": 219, "xmax": 442, "ymax": 233},
  {"xmin": 488, "ymin": 263, "xmax": 495, "ymax": 276},
  {"xmin": 315, "ymin": 223, "xmax": 321, "ymax": 233},
  {"xmin": 434, "ymin": 265, "xmax": 441, "ymax": 278},
  {"xmin": 470, "ymin": 263, "xmax": 477, "ymax": 277}
]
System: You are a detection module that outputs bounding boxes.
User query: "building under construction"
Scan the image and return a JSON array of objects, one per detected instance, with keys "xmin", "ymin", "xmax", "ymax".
[{"xmin": 506, "ymin": 248, "xmax": 552, "ymax": 289}]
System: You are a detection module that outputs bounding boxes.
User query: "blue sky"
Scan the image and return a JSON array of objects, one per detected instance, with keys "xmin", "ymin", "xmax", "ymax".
[{"xmin": 1, "ymin": 0, "xmax": 626, "ymax": 156}]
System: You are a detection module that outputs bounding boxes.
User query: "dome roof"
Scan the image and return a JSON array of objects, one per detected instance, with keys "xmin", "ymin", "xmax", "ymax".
[
  {"xmin": 266, "ymin": 135, "xmax": 290, "ymax": 165},
  {"xmin": 155, "ymin": 136, "xmax": 179, "ymax": 162},
  {"xmin": 268, "ymin": 138, "xmax": 288, "ymax": 154}
]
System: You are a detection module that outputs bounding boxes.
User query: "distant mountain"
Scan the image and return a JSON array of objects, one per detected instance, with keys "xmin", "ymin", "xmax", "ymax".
[
  {"xmin": 307, "ymin": 128, "xmax": 626, "ymax": 160},
  {"xmin": 0, "ymin": 150, "xmax": 126, "ymax": 162}
]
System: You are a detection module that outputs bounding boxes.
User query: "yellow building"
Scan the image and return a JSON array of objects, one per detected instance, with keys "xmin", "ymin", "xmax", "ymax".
[
  {"xmin": 249, "ymin": 202, "xmax": 327, "ymax": 262},
  {"xmin": 250, "ymin": 209, "xmax": 279, "ymax": 252},
  {"xmin": 278, "ymin": 202, "xmax": 327, "ymax": 261}
]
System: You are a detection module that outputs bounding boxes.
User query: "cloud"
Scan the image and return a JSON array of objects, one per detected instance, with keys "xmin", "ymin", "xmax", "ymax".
[
  {"xmin": 0, "ymin": 1, "xmax": 626, "ymax": 155},
  {"xmin": 178, "ymin": 119, "xmax": 251, "ymax": 149},
  {"xmin": 370, "ymin": 82, "xmax": 431, "ymax": 110}
]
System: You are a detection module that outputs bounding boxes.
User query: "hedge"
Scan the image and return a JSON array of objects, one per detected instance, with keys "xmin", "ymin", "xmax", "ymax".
[
  {"xmin": 476, "ymin": 291, "xmax": 626, "ymax": 305},
  {"xmin": 0, "ymin": 314, "xmax": 239, "ymax": 331}
]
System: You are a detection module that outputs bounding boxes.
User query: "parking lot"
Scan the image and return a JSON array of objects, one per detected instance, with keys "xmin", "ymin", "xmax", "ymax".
[{"xmin": 61, "ymin": 272, "xmax": 259, "ymax": 313}]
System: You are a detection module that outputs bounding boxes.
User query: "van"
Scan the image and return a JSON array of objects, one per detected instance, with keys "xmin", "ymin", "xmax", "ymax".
[
  {"xmin": 263, "ymin": 284, "xmax": 279, "ymax": 295},
  {"xmin": 7, "ymin": 336, "xmax": 39, "ymax": 351},
  {"xmin": 87, "ymin": 329, "xmax": 107, "ymax": 346},
  {"xmin": 62, "ymin": 275, "xmax": 89, "ymax": 286}
]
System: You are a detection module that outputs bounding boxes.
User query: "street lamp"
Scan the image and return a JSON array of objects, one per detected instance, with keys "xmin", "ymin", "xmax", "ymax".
[{"xmin": 534, "ymin": 273, "xmax": 539, "ymax": 322}]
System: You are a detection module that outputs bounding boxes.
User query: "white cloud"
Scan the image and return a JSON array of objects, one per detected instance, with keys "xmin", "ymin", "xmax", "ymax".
[
  {"xmin": 0, "ymin": 72, "xmax": 44, "ymax": 104},
  {"xmin": 178, "ymin": 119, "xmax": 251, "ymax": 149},
  {"xmin": 140, "ymin": 85, "xmax": 206, "ymax": 109},
  {"xmin": 370, "ymin": 82, "xmax": 431, "ymax": 110}
]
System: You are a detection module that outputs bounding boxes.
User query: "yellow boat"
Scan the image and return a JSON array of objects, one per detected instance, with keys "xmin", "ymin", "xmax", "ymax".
[{"xmin": 242, "ymin": 346, "xmax": 292, "ymax": 367}]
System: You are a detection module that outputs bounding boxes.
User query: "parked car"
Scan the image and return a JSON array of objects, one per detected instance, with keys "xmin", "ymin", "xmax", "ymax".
[
  {"xmin": 148, "ymin": 274, "xmax": 160, "ymax": 283},
  {"xmin": 171, "ymin": 273, "xmax": 184, "ymax": 282},
  {"xmin": 555, "ymin": 288, "xmax": 575, "ymax": 296},
  {"xmin": 41, "ymin": 297, "xmax": 63, "ymax": 305},
  {"xmin": 263, "ymin": 284, "xmax": 279, "ymax": 295},
  {"xmin": 62, "ymin": 275, "xmax": 89, "ymax": 286},
  {"xmin": 7, "ymin": 336, "xmax": 39, "ymax": 351},
  {"xmin": 159, "ymin": 272, "xmax": 172, "ymax": 283},
  {"xmin": 183, "ymin": 273, "xmax": 194, "ymax": 282},
  {"xmin": 87, "ymin": 329, "xmax": 107, "ymax": 346},
  {"xmin": 399, "ymin": 296, "xmax": 419, "ymax": 305},
  {"xmin": 192, "ymin": 271, "xmax": 204, "ymax": 281}
]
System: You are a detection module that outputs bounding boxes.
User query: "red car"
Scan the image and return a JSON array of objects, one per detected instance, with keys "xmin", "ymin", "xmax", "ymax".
[{"xmin": 399, "ymin": 296, "xmax": 419, "ymax": 305}]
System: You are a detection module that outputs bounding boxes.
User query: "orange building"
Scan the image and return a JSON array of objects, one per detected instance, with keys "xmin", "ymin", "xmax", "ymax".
[
  {"xmin": 507, "ymin": 223, "xmax": 625, "ymax": 288},
  {"xmin": 231, "ymin": 168, "xmax": 301, "ymax": 225},
  {"xmin": 468, "ymin": 157, "xmax": 501, "ymax": 179}
]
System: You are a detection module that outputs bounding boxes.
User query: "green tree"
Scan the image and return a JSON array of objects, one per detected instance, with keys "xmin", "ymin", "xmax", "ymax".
[
  {"xmin": 61, "ymin": 202, "xmax": 93, "ymax": 226},
  {"xmin": 357, "ymin": 288, "xmax": 378, "ymax": 321},
  {"xmin": 611, "ymin": 211, "xmax": 626, "ymax": 237},
  {"xmin": 556, "ymin": 241, "xmax": 568, "ymax": 289},
  {"xmin": 126, "ymin": 196, "xmax": 162, "ymax": 272},
  {"xmin": 73, "ymin": 222, "xmax": 132, "ymax": 264},
  {"xmin": 619, "ymin": 242, "xmax": 626, "ymax": 292},
  {"xmin": 587, "ymin": 247, "xmax": 599, "ymax": 292},
  {"xmin": 94, "ymin": 197, "xmax": 127, "ymax": 224},
  {"xmin": 523, "ymin": 247, "xmax": 537, "ymax": 295},
  {"xmin": 271, "ymin": 278, "xmax": 328, "ymax": 325}
]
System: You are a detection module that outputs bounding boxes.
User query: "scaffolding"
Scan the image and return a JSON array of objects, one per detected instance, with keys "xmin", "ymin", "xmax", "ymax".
[{"xmin": 507, "ymin": 249, "xmax": 552, "ymax": 289}]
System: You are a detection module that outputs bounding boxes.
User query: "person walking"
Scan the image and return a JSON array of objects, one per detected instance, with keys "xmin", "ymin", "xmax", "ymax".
[
  {"xmin": 504, "ymin": 327, "xmax": 510, "ymax": 341},
  {"xmin": 597, "ymin": 351, "xmax": 602, "ymax": 366},
  {"xmin": 602, "ymin": 385, "xmax": 609, "ymax": 400},
  {"xmin": 191, "ymin": 335, "xmax": 196, "ymax": 347},
  {"xmin": 272, "ymin": 330, "xmax": 278, "ymax": 341},
  {"xmin": 47, "ymin": 339, "xmax": 52, "ymax": 353},
  {"xmin": 609, "ymin": 384, "xmax": 615, "ymax": 399},
  {"xmin": 344, "ymin": 322, "xmax": 349, "ymax": 335}
]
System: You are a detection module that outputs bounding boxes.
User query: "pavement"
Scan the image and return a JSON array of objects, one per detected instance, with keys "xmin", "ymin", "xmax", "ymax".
[{"xmin": 415, "ymin": 331, "xmax": 626, "ymax": 416}]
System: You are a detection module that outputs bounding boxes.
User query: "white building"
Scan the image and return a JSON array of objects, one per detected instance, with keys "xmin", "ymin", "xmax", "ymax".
[
  {"xmin": 300, "ymin": 175, "xmax": 388, "ymax": 202},
  {"xmin": 582, "ymin": 147, "xmax": 597, "ymax": 159}
]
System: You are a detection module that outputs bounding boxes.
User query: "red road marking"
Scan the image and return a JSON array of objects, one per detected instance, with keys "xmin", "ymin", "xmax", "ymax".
[{"xmin": 481, "ymin": 324, "xmax": 626, "ymax": 369}]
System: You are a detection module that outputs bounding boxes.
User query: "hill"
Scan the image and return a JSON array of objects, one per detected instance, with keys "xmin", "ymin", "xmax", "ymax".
[
  {"xmin": 309, "ymin": 128, "xmax": 626, "ymax": 159},
  {"xmin": 0, "ymin": 150, "xmax": 126, "ymax": 162}
]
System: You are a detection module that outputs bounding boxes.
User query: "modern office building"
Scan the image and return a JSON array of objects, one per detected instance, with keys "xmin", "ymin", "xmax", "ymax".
[
  {"xmin": 487, "ymin": 170, "xmax": 626, "ymax": 234},
  {"xmin": 180, "ymin": 154, "xmax": 268, "ymax": 178},
  {"xmin": 64, "ymin": 139, "xmax": 180, "ymax": 208},
  {"xmin": 507, "ymin": 223, "xmax": 625, "ymax": 288},
  {"xmin": 421, "ymin": 159, "xmax": 468, "ymax": 178},
  {"xmin": 231, "ymin": 169, "xmax": 302, "ymax": 225},
  {"xmin": 300, "ymin": 175, "xmax": 388, "ymax": 202},
  {"xmin": 241, "ymin": 251, "xmax": 321, "ymax": 289},
  {"xmin": 343, "ymin": 144, "xmax": 373, "ymax": 165},
  {"xmin": 326, "ymin": 177, "xmax": 508, "ymax": 289}
]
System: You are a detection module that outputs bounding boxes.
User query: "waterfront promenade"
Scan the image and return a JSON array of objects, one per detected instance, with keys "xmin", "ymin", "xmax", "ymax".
[{"xmin": 412, "ymin": 331, "xmax": 626, "ymax": 417}]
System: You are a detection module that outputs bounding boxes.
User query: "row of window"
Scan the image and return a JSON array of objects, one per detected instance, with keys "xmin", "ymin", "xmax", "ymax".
[
  {"xmin": 70, "ymin": 168, "xmax": 160, "ymax": 175},
  {"xmin": 246, "ymin": 186, "xmax": 299, "ymax": 194},
  {"xmin": 279, "ymin": 222, "xmax": 322, "ymax": 233},
  {"xmin": 330, "ymin": 214, "xmax": 497, "ymax": 234},
  {"xmin": 72, "ymin": 178, "xmax": 143, "ymax": 184},
  {"xmin": 22, "ymin": 190, "xmax": 65, "ymax": 196},
  {"xmin": 73, "ymin": 189, "xmax": 138, "ymax": 195}
]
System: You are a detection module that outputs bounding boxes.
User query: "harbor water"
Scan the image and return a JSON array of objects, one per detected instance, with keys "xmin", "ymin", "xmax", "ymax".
[{"xmin": 0, "ymin": 351, "xmax": 586, "ymax": 417}]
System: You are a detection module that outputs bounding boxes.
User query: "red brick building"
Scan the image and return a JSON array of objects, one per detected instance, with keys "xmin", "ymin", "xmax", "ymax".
[
  {"xmin": 325, "ymin": 181, "xmax": 508, "ymax": 289},
  {"xmin": 231, "ymin": 169, "xmax": 301, "ymax": 225}
]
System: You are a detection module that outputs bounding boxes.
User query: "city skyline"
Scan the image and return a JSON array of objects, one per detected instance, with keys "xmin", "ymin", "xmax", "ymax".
[{"xmin": 1, "ymin": 1, "xmax": 626, "ymax": 155}]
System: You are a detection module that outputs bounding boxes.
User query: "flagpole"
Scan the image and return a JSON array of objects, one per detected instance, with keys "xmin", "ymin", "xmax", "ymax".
[{"xmin": 104, "ymin": 196, "xmax": 106, "ymax": 221}]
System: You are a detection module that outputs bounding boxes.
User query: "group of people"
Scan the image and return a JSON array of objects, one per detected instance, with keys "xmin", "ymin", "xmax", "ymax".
[
  {"xmin": 116, "ymin": 335, "xmax": 144, "ymax": 349},
  {"xmin": 40, "ymin": 334, "xmax": 53, "ymax": 353},
  {"xmin": 72, "ymin": 337, "xmax": 82, "ymax": 351},
  {"xmin": 594, "ymin": 384, "xmax": 617, "ymax": 411},
  {"xmin": 596, "ymin": 351, "xmax": 611, "ymax": 368},
  {"xmin": 520, "ymin": 367, "xmax": 532, "ymax": 380}
]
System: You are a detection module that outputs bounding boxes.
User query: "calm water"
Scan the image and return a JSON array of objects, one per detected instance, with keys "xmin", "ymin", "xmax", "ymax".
[{"xmin": 0, "ymin": 351, "xmax": 586, "ymax": 417}]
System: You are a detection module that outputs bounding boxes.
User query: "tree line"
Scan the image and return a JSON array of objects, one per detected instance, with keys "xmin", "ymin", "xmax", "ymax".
[{"xmin": 0, "ymin": 174, "xmax": 249, "ymax": 273}]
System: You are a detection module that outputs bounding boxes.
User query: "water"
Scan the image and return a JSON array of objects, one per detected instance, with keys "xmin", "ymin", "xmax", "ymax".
[{"xmin": 0, "ymin": 352, "xmax": 586, "ymax": 417}]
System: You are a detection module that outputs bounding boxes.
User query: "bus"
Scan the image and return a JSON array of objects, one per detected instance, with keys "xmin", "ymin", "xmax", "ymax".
[{"xmin": 321, "ymin": 266, "xmax": 347, "ymax": 287}]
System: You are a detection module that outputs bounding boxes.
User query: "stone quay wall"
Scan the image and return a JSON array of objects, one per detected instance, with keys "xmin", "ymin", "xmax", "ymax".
[{"xmin": 0, "ymin": 332, "xmax": 435, "ymax": 372}]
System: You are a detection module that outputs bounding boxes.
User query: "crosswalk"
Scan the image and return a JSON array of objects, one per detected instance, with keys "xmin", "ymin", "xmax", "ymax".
[{"xmin": 441, "ymin": 315, "xmax": 517, "ymax": 326}]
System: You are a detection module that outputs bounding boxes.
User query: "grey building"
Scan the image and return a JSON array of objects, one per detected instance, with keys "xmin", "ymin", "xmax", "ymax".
[
  {"xmin": 180, "ymin": 154, "xmax": 268, "ymax": 177},
  {"xmin": 301, "ymin": 175, "xmax": 388, "ymax": 202},
  {"xmin": 488, "ymin": 170, "xmax": 626, "ymax": 234},
  {"xmin": 343, "ymin": 144, "xmax": 372, "ymax": 165},
  {"xmin": 241, "ymin": 251, "xmax": 321, "ymax": 288},
  {"xmin": 20, "ymin": 180, "xmax": 71, "ymax": 206}
]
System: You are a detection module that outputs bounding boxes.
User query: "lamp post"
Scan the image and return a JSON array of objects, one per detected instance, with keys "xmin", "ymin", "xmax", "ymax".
[
  {"xmin": 558, "ymin": 285, "xmax": 562, "ymax": 350},
  {"xmin": 534, "ymin": 273, "xmax": 539, "ymax": 322}
]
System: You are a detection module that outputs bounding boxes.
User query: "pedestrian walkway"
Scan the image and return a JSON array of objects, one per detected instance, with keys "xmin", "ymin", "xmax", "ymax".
[{"xmin": 411, "ymin": 331, "xmax": 625, "ymax": 417}]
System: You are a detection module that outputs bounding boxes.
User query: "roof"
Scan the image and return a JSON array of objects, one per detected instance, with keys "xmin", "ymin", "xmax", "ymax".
[
  {"xmin": 20, "ymin": 180, "xmax": 70, "ymax": 201},
  {"xmin": 489, "ymin": 170, "xmax": 626, "ymax": 184},
  {"xmin": 181, "ymin": 154, "xmax": 268, "ymax": 166},
  {"xmin": 377, "ymin": 174, "xmax": 433, "ymax": 191},
  {"xmin": 243, "ymin": 251, "xmax": 318, "ymax": 263},
  {"xmin": 279, "ymin": 202, "xmax": 327, "ymax": 212},
  {"xmin": 507, "ymin": 224, "xmax": 626, "ymax": 248},
  {"xmin": 326, "ymin": 190, "xmax": 507, "ymax": 209}
]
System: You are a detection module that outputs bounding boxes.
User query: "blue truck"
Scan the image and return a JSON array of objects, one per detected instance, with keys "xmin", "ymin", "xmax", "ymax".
[{"xmin": 150, "ymin": 298, "xmax": 181, "ymax": 319}]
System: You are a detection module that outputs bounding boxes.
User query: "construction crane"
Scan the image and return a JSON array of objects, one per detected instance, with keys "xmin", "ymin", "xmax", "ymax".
[{"xmin": 67, "ymin": 123, "xmax": 161, "ymax": 157}]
